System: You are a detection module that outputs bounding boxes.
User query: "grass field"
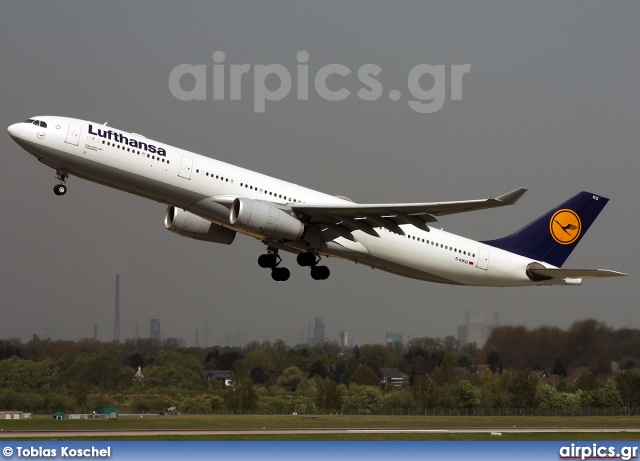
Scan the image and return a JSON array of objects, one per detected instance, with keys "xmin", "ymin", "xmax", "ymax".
[{"xmin": 1, "ymin": 414, "xmax": 639, "ymax": 440}]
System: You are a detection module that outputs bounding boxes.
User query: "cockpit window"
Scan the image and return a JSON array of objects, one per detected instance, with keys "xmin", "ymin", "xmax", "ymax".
[{"xmin": 23, "ymin": 119, "xmax": 46, "ymax": 128}]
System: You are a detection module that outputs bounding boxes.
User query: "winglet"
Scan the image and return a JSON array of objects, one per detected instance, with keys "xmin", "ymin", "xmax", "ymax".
[{"xmin": 495, "ymin": 188, "xmax": 527, "ymax": 205}]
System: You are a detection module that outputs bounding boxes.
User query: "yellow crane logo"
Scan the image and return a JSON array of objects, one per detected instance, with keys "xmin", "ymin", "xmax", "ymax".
[{"xmin": 550, "ymin": 209, "xmax": 581, "ymax": 245}]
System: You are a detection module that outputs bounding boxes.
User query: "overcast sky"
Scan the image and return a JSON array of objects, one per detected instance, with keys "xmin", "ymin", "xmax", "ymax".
[{"xmin": 1, "ymin": 1, "xmax": 638, "ymax": 347}]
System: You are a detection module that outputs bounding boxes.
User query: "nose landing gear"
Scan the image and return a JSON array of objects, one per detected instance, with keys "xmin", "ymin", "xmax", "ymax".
[{"xmin": 53, "ymin": 169, "xmax": 68, "ymax": 196}]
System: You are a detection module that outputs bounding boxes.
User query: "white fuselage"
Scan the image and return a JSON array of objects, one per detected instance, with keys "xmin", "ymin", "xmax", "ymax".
[{"xmin": 9, "ymin": 116, "xmax": 565, "ymax": 287}]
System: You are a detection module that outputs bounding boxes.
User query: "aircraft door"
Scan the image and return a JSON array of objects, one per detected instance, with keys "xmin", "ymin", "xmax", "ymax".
[
  {"xmin": 178, "ymin": 156, "xmax": 193, "ymax": 179},
  {"xmin": 476, "ymin": 247, "xmax": 490, "ymax": 270},
  {"xmin": 65, "ymin": 123, "xmax": 81, "ymax": 145}
]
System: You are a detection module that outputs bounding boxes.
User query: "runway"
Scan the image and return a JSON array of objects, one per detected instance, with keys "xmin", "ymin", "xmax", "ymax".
[{"xmin": 2, "ymin": 428, "xmax": 640, "ymax": 438}]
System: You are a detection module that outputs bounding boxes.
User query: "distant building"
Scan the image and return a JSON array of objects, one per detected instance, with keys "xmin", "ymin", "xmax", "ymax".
[
  {"xmin": 531, "ymin": 370, "xmax": 561, "ymax": 386},
  {"xmin": 1, "ymin": 411, "xmax": 31, "ymax": 420},
  {"xmin": 386, "ymin": 332, "xmax": 403, "ymax": 345},
  {"xmin": 339, "ymin": 330, "xmax": 349, "ymax": 348},
  {"xmin": 566, "ymin": 367, "xmax": 591, "ymax": 384},
  {"xmin": 204, "ymin": 370, "xmax": 232, "ymax": 387},
  {"xmin": 310, "ymin": 317, "xmax": 325, "ymax": 346},
  {"xmin": 458, "ymin": 312, "xmax": 497, "ymax": 347},
  {"xmin": 458, "ymin": 323, "xmax": 489, "ymax": 346},
  {"xmin": 379, "ymin": 368, "xmax": 409, "ymax": 389},
  {"xmin": 150, "ymin": 319, "xmax": 161, "ymax": 341}
]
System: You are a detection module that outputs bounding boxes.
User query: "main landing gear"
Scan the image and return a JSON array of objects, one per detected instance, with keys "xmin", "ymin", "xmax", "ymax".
[
  {"xmin": 258, "ymin": 248, "xmax": 290, "ymax": 282},
  {"xmin": 53, "ymin": 169, "xmax": 68, "ymax": 196},
  {"xmin": 257, "ymin": 249, "xmax": 331, "ymax": 281},
  {"xmin": 297, "ymin": 252, "xmax": 330, "ymax": 280}
]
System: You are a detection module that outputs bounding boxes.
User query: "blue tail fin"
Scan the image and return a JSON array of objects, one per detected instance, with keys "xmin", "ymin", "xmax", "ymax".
[{"xmin": 481, "ymin": 192, "xmax": 609, "ymax": 267}]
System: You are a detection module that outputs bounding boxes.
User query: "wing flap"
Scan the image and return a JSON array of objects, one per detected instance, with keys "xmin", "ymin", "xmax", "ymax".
[
  {"xmin": 294, "ymin": 188, "xmax": 526, "ymax": 218},
  {"xmin": 292, "ymin": 188, "xmax": 527, "ymax": 235}
]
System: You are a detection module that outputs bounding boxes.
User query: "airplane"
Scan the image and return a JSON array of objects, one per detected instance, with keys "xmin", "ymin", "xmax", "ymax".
[{"xmin": 7, "ymin": 116, "xmax": 627, "ymax": 286}]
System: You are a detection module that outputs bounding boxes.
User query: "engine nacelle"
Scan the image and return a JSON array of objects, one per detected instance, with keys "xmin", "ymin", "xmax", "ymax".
[
  {"xmin": 230, "ymin": 197, "xmax": 304, "ymax": 241},
  {"xmin": 165, "ymin": 207, "xmax": 236, "ymax": 244}
]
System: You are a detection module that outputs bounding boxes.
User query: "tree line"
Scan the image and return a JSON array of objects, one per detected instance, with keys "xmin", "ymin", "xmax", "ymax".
[{"xmin": 0, "ymin": 318, "xmax": 639, "ymax": 415}]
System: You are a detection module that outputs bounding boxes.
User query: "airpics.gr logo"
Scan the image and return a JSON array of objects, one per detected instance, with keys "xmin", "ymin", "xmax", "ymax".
[{"xmin": 550, "ymin": 209, "xmax": 582, "ymax": 245}]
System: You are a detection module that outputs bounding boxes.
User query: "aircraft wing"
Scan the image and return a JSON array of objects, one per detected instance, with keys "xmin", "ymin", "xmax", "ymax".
[
  {"xmin": 291, "ymin": 188, "xmax": 527, "ymax": 239},
  {"xmin": 527, "ymin": 268, "xmax": 628, "ymax": 279}
]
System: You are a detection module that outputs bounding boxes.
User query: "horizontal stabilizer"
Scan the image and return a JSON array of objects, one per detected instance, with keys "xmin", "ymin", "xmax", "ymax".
[{"xmin": 528, "ymin": 268, "xmax": 628, "ymax": 279}]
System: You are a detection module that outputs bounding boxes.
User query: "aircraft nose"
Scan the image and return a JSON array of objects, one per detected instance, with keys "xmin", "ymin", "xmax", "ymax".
[{"xmin": 7, "ymin": 123, "xmax": 22, "ymax": 138}]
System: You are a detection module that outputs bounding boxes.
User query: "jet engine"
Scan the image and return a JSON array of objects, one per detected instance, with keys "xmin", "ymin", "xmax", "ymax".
[
  {"xmin": 165, "ymin": 206, "xmax": 236, "ymax": 244},
  {"xmin": 230, "ymin": 197, "xmax": 304, "ymax": 241}
]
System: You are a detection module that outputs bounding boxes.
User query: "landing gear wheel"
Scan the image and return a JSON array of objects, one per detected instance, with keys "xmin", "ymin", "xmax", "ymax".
[
  {"xmin": 297, "ymin": 252, "xmax": 317, "ymax": 267},
  {"xmin": 310, "ymin": 266, "xmax": 330, "ymax": 280},
  {"xmin": 259, "ymin": 248, "xmax": 290, "ymax": 281},
  {"xmin": 54, "ymin": 169, "xmax": 68, "ymax": 196},
  {"xmin": 258, "ymin": 254, "xmax": 277, "ymax": 268},
  {"xmin": 271, "ymin": 267, "xmax": 291, "ymax": 281}
]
